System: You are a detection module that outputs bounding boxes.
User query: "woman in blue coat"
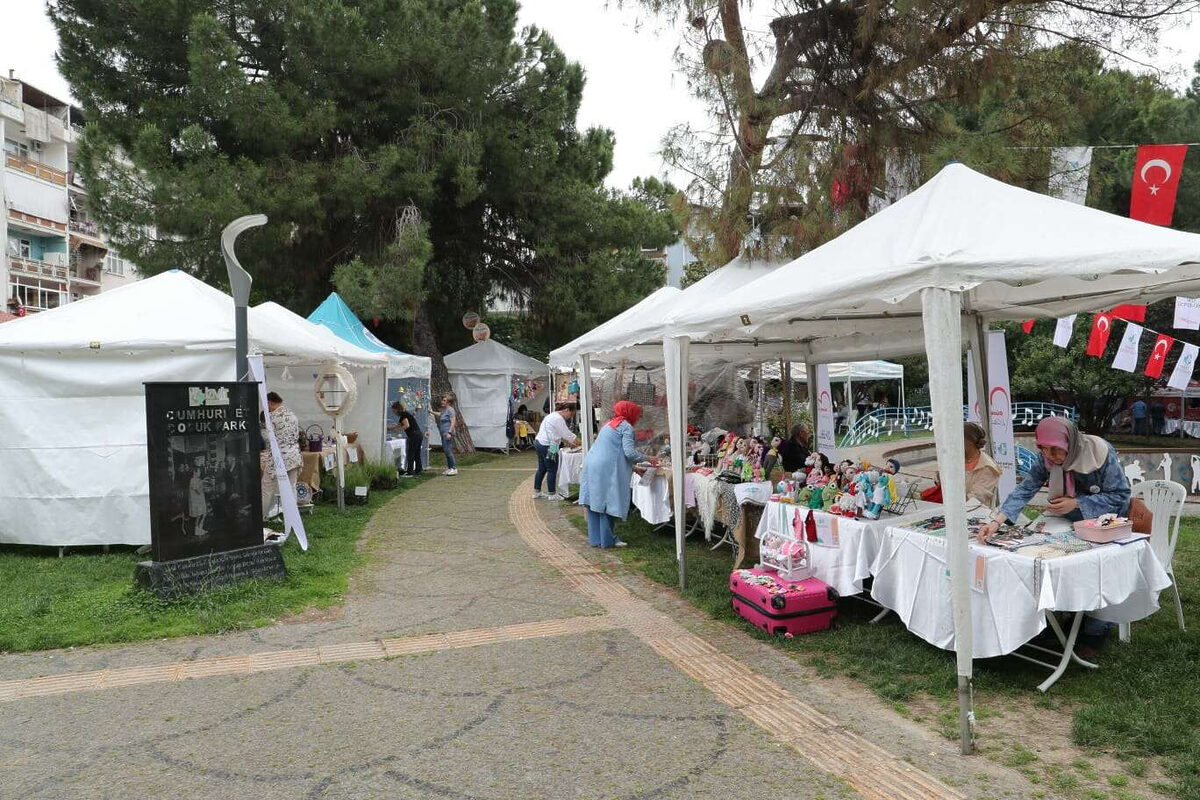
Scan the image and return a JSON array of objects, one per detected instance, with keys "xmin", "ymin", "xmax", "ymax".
[{"xmin": 579, "ymin": 400, "xmax": 650, "ymax": 548}]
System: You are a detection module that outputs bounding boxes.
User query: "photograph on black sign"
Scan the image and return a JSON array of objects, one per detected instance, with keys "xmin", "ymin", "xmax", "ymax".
[{"xmin": 146, "ymin": 383, "xmax": 264, "ymax": 562}]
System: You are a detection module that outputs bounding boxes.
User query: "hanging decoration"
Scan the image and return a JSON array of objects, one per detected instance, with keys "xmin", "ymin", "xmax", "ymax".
[
  {"xmin": 1085, "ymin": 312, "xmax": 1115, "ymax": 356},
  {"xmin": 472, "ymin": 322, "xmax": 491, "ymax": 342},
  {"xmin": 1111, "ymin": 304, "xmax": 1147, "ymax": 323},
  {"xmin": 1053, "ymin": 315, "xmax": 1076, "ymax": 348},
  {"xmin": 1021, "ymin": 320, "xmax": 1035, "ymax": 334},
  {"xmin": 1175, "ymin": 297, "xmax": 1200, "ymax": 330},
  {"xmin": 1145, "ymin": 333, "xmax": 1176, "ymax": 379},
  {"xmin": 1130, "ymin": 144, "xmax": 1189, "ymax": 226},
  {"xmin": 1169, "ymin": 343, "xmax": 1200, "ymax": 390},
  {"xmin": 1111, "ymin": 322, "xmax": 1143, "ymax": 372},
  {"xmin": 462, "ymin": 311, "xmax": 480, "ymax": 330}
]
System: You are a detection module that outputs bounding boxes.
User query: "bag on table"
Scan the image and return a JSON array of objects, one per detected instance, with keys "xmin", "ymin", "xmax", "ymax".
[{"xmin": 625, "ymin": 366, "xmax": 657, "ymax": 406}]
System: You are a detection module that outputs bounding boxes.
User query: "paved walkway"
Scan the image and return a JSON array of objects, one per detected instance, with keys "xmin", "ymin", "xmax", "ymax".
[{"xmin": 0, "ymin": 459, "xmax": 1042, "ymax": 799}]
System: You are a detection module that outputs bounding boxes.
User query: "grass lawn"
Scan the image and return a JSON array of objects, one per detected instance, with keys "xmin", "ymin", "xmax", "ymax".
[
  {"xmin": 568, "ymin": 509, "xmax": 1200, "ymax": 800},
  {"xmin": 0, "ymin": 451, "xmax": 500, "ymax": 654}
]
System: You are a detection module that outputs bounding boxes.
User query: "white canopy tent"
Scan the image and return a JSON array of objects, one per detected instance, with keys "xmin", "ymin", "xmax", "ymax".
[
  {"xmin": 0, "ymin": 271, "xmax": 387, "ymax": 548},
  {"xmin": 253, "ymin": 302, "xmax": 391, "ymax": 461},
  {"xmin": 657, "ymin": 163, "xmax": 1200, "ymax": 751},
  {"xmin": 751, "ymin": 359, "xmax": 907, "ymax": 434},
  {"xmin": 444, "ymin": 338, "xmax": 549, "ymax": 449}
]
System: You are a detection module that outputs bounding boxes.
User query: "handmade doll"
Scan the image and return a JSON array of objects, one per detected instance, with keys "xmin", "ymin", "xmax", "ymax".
[
  {"xmin": 807, "ymin": 486, "xmax": 824, "ymax": 511},
  {"xmin": 822, "ymin": 487, "xmax": 839, "ymax": 512},
  {"xmin": 863, "ymin": 469, "xmax": 887, "ymax": 520},
  {"xmin": 834, "ymin": 488, "xmax": 858, "ymax": 517},
  {"xmin": 762, "ymin": 436, "xmax": 781, "ymax": 479},
  {"xmin": 855, "ymin": 471, "xmax": 875, "ymax": 515}
]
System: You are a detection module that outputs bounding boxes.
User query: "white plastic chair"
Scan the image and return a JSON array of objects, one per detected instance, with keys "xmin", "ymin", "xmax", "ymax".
[{"xmin": 1120, "ymin": 479, "xmax": 1186, "ymax": 642}]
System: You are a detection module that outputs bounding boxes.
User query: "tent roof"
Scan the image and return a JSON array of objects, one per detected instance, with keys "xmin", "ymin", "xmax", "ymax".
[
  {"xmin": 307, "ymin": 292, "xmax": 431, "ymax": 377},
  {"xmin": 0, "ymin": 271, "xmax": 384, "ymax": 366},
  {"xmin": 549, "ymin": 286, "xmax": 681, "ymax": 367},
  {"xmin": 548, "ymin": 255, "xmax": 779, "ymax": 367},
  {"xmin": 757, "ymin": 360, "xmax": 904, "ymax": 382},
  {"xmin": 253, "ymin": 302, "xmax": 389, "ymax": 366},
  {"xmin": 444, "ymin": 337, "xmax": 547, "ymax": 375},
  {"xmin": 669, "ymin": 164, "xmax": 1200, "ymax": 360}
]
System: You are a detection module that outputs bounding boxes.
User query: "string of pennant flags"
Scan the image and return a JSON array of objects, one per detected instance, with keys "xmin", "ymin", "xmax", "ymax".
[{"xmin": 1022, "ymin": 305, "xmax": 1200, "ymax": 392}]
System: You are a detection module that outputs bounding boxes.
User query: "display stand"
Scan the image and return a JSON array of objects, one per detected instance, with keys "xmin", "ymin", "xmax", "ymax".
[{"xmin": 755, "ymin": 503, "xmax": 813, "ymax": 581}]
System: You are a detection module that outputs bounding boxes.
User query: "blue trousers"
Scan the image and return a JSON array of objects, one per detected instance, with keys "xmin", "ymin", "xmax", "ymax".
[
  {"xmin": 534, "ymin": 442, "xmax": 556, "ymax": 493},
  {"xmin": 439, "ymin": 429, "xmax": 457, "ymax": 469},
  {"xmin": 586, "ymin": 509, "xmax": 621, "ymax": 548}
]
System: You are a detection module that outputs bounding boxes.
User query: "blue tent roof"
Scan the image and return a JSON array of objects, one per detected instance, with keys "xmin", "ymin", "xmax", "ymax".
[{"xmin": 308, "ymin": 292, "xmax": 405, "ymax": 355}]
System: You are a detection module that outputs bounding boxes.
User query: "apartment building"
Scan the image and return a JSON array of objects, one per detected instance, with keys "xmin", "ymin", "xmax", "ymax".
[{"xmin": 1, "ymin": 71, "xmax": 138, "ymax": 315}]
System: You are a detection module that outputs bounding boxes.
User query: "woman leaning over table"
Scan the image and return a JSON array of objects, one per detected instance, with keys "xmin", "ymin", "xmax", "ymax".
[
  {"xmin": 977, "ymin": 416, "xmax": 1135, "ymax": 656},
  {"xmin": 578, "ymin": 400, "xmax": 652, "ymax": 549}
]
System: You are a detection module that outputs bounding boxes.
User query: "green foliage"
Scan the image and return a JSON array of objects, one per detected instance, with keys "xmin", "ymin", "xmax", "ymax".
[{"xmin": 52, "ymin": 1, "xmax": 677, "ymax": 354}]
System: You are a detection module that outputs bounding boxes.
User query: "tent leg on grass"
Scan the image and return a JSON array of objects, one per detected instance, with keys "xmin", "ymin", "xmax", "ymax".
[
  {"xmin": 665, "ymin": 336, "xmax": 690, "ymax": 590},
  {"xmin": 921, "ymin": 287, "xmax": 975, "ymax": 755}
]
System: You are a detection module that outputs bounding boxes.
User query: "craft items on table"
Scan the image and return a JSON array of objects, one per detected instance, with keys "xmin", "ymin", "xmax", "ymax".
[{"xmin": 1072, "ymin": 514, "xmax": 1134, "ymax": 543}]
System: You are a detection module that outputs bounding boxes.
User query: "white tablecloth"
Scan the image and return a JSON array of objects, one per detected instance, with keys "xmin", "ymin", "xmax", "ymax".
[
  {"xmin": 631, "ymin": 472, "xmax": 672, "ymax": 525},
  {"xmin": 870, "ymin": 525, "xmax": 1173, "ymax": 658},
  {"xmin": 385, "ymin": 437, "xmax": 407, "ymax": 465},
  {"xmin": 555, "ymin": 449, "xmax": 585, "ymax": 496},
  {"xmin": 1162, "ymin": 418, "xmax": 1200, "ymax": 437},
  {"xmin": 754, "ymin": 501, "xmax": 942, "ymax": 597}
]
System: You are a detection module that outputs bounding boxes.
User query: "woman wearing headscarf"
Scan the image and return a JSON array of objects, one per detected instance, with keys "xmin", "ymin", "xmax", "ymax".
[
  {"xmin": 978, "ymin": 417, "xmax": 1131, "ymax": 539},
  {"xmin": 578, "ymin": 400, "xmax": 651, "ymax": 548}
]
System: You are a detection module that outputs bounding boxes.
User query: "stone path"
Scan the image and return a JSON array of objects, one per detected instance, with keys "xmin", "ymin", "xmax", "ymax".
[{"xmin": 0, "ymin": 458, "xmax": 1043, "ymax": 799}]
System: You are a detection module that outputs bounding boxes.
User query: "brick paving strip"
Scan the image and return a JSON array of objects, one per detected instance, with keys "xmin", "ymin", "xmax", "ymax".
[
  {"xmin": 0, "ymin": 615, "xmax": 617, "ymax": 703},
  {"xmin": 509, "ymin": 481, "xmax": 965, "ymax": 800}
]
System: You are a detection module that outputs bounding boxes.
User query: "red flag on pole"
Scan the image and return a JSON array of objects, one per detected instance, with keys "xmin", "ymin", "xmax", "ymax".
[
  {"xmin": 1086, "ymin": 312, "xmax": 1115, "ymax": 357},
  {"xmin": 1021, "ymin": 320, "xmax": 1035, "ymax": 334},
  {"xmin": 1130, "ymin": 144, "xmax": 1188, "ymax": 226},
  {"xmin": 1111, "ymin": 304, "xmax": 1147, "ymax": 323},
  {"xmin": 1145, "ymin": 333, "xmax": 1176, "ymax": 379}
]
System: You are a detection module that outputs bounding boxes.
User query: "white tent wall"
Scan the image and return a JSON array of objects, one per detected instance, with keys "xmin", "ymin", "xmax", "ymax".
[
  {"xmin": 0, "ymin": 350, "xmax": 231, "ymax": 547},
  {"xmin": 264, "ymin": 363, "xmax": 387, "ymax": 462},
  {"xmin": 448, "ymin": 370, "xmax": 549, "ymax": 450}
]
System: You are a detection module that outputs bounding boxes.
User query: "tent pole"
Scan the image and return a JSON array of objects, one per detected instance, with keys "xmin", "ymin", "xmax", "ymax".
[
  {"xmin": 900, "ymin": 372, "xmax": 908, "ymax": 437},
  {"xmin": 922, "ymin": 288, "xmax": 974, "ymax": 755},
  {"xmin": 579, "ymin": 355, "xmax": 594, "ymax": 453},
  {"xmin": 781, "ymin": 360, "xmax": 791, "ymax": 433},
  {"xmin": 664, "ymin": 337, "xmax": 690, "ymax": 590}
]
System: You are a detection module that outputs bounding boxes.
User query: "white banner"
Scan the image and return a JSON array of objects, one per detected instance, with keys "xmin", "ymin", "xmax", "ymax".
[
  {"xmin": 1049, "ymin": 146, "xmax": 1093, "ymax": 205},
  {"xmin": 815, "ymin": 364, "xmax": 836, "ymax": 458},
  {"xmin": 1053, "ymin": 315, "xmax": 1077, "ymax": 348},
  {"xmin": 966, "ymin": 350, "xmax": 981, "ymax": 423},
  {"xmin": 1169, "ymin": 343, "xmax": 1200, "ymax": 390},
  {"xmin": 1175, "ymin": 297, "xmax": 1200, "ymax": 330},
  {"xmin": 248, "ymin": 355, "xmax": 309, "ymax": 550},
  {"xmin": 1111, "ymin": 322, "xmax": 1143, "ymax": 373},
  {"xmin": 985, "ymin": 330, "xmax": 1017, "ymax": 498}
]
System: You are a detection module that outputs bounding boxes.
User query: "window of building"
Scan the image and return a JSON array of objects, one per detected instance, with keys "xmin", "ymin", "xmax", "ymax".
[
  {"xmin": 4, "ymin": 138, "xmax": 29, "ymax": 159},
  {"xmin": 104, "ymin": 251, "xmax": 126, "ymax": 276},
  {"xmin": 9, "ymin": 277, "xmax": 64, "ymax": 311},
  {"xmin": 7, "ymin": 237, "xmax": 32, "ymax": 259}
]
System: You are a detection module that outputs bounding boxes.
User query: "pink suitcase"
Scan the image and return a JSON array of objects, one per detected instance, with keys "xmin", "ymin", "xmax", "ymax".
[{"xmin": 729, "ymin": 568, "xmax": 837, "ymax": 636}]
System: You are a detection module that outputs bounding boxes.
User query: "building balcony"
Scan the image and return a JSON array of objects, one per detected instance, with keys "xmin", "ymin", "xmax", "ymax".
[
  {"xmin": 70, "ymin": 267, "xmax": 103, "ymax": 288},
  {"xmin": 69, "ymin": 216, "xmax": 100, "ymax": 237},
  {"xmin": 67, "ymin": 169, "xmax": 87, "ymax": 192},
  {"xmin": 6, "ymin": 153, "xmax": 67, "ymax": 186},
  {"xmin": 8, "ymin": 254, "xmax": 68, "ymax": 281}
]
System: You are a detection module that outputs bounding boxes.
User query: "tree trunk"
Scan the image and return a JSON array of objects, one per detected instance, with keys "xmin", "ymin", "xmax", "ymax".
[{"xmin": 413, "ymin": 304, "xmax": 476, "ymax": 454}]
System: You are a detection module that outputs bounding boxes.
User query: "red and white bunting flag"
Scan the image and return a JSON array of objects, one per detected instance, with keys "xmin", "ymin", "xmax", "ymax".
[
  {"xmin": 1168, "ymin": 343, "xmax": 1199, "ymax": 390},
  {"xmin": 1053, "ymin": 315, "xmax": 1077, "ymax": 348},
  {"xmin": 1111, "ymin": 322, "xmax": 1143, "ymax": 372},
  {"xmin": 1145, "ymin": 333, "xmax": 1175, "ymax": 379},
  {"xmin": 1175, "ymin": 297, "xmax": 1200, "ymax": 330},
  {"xmin": 1130, "ymin": 144, "xmax": 1188, "ymax": 226},
  {"xmin": 1021, "ymin": 319, "xmax": 1035, "ymax": 334},
  {"xmin": 1111, "ymin": 304, "xmax": 1147, "ymax": 323},
  {"xmin": 1085, "ymin": 312, "xmax": 1115, "ymax": 356}
]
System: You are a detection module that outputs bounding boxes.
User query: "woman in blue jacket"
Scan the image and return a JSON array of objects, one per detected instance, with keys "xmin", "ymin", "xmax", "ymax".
[{"xmin": 578, "ymin": 400, "xmax": 651, "ymax": 548}]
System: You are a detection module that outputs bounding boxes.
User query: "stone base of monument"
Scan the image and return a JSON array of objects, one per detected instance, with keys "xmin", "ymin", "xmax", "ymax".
[{"xmin": 134, "ymin": 544, "xmax": 287, "ymax": 600}]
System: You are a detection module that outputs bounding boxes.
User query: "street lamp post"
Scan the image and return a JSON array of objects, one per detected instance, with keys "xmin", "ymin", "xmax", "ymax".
[{"xmin": 221, "ymin": 215, "xmax": 267, "ymax": 381}]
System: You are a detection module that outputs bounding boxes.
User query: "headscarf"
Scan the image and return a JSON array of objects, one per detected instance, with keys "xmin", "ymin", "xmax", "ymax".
[
  {"xmin": 1035, "ymin": 416, "xmax": 1109, "ymax": 497},
  {"xmin": 608, "ymin": 400, "xmax": 643, "ymax": 429}
]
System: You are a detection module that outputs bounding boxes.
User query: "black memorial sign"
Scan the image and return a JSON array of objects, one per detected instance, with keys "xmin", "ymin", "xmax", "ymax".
[{"xmin": 145, "ymin": 382, "xmax": 264, "ymax": 562}]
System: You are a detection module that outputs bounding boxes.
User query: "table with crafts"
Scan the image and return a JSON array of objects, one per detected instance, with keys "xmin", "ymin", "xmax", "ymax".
[
  {"xmin": 869, "ymin": 513, "xmax": 1173, "ymax": 690},
  {"xmin": 555, "ymin": 448, "xmax": 585, "ymax": 498},
  {"xmin": 753, "ymin": 500, "xmax": 944, "ymax": 597},
  {"xmin": 630, "ymin": 467, "xmax": 673, "ymax": 525}
]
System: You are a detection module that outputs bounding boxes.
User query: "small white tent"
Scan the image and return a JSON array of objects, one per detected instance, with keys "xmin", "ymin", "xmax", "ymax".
[
  {"xmin": 444, "ymin": 339, "xmax": 548, "ymax": 449},
  {"xmin": 0, "ymin": 271, "xmax": 386, "ymax": 547}
]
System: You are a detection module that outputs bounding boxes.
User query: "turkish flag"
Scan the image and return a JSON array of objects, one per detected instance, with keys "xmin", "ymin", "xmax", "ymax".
[
  {"xmin": 1111, "ymin": 304, "xmax": 1146, "ymax": 323},
  {"xmin": 1021, "ymin": 319, "xmax": 1035, "ymax": 334},
  {"xmin": 1086, "ymin": 312, "xmax": 1115, "ymax": 357},
  {"xmin": 1130, "ymin": 144, "xmax": 1188, "ymax": 225},
  {"xmin": 1145, "ymin": 333, "xmax": 1176, "ymax": 379}
]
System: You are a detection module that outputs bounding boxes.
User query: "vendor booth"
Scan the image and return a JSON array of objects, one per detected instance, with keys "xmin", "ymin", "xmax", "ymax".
[
  {"xmin": 307, "ymin": 292, "xmax": 433, "ymax": 469},
  {"xmin": 0, "ymin": 271, "xmax": 386, "ymax": 548},
  {"xmin": 444, "ymin": 338, "xmax": 548, "ymax": 450},
  {"xmin": 658, "ymin": 163, "xmax": 1200, "ymax": 749}
]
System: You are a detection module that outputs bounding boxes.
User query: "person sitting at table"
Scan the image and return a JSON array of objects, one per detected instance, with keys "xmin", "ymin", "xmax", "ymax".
[
  {"xmin": 926, "ymin": 423, "xmax": 1001, "ymax": 506},
  {"xmin": 578, "ymin": 400, "xmax": 651, "ymax": 548},
  {"xmin": 533, "ymin": 402, "xmax": 579, "ymax": 499},
  {"xmin": 778, "ymin": 424, "xmax": 812, "ymax": 472},
  {"xmin": 977, "ymin": 416, "xmax": 1136, "ymax": 657}
]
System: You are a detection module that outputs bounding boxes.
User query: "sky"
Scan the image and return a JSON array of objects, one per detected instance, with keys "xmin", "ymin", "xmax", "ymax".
[{"xmin": 3, "ymin": 0, "xmax": 1197, "ymax": 189}]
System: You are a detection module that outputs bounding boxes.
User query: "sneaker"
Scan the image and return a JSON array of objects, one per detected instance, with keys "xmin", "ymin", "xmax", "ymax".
[
  {"xmin": 533, "ymin": 491, "xmax": 547, "ymax": 499},
  {"xmin": 614, "ymin": 540, "xmax": 628, "ymax": 548},
  {"xmin": 444, "ymin": 468, "xmax": 458, "ymax": 476}
]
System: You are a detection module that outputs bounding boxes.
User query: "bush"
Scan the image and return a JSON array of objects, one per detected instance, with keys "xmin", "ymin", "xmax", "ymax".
[{"xmin": 318, "ymin": 461, "xmax": 398, "ymax": 500}]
